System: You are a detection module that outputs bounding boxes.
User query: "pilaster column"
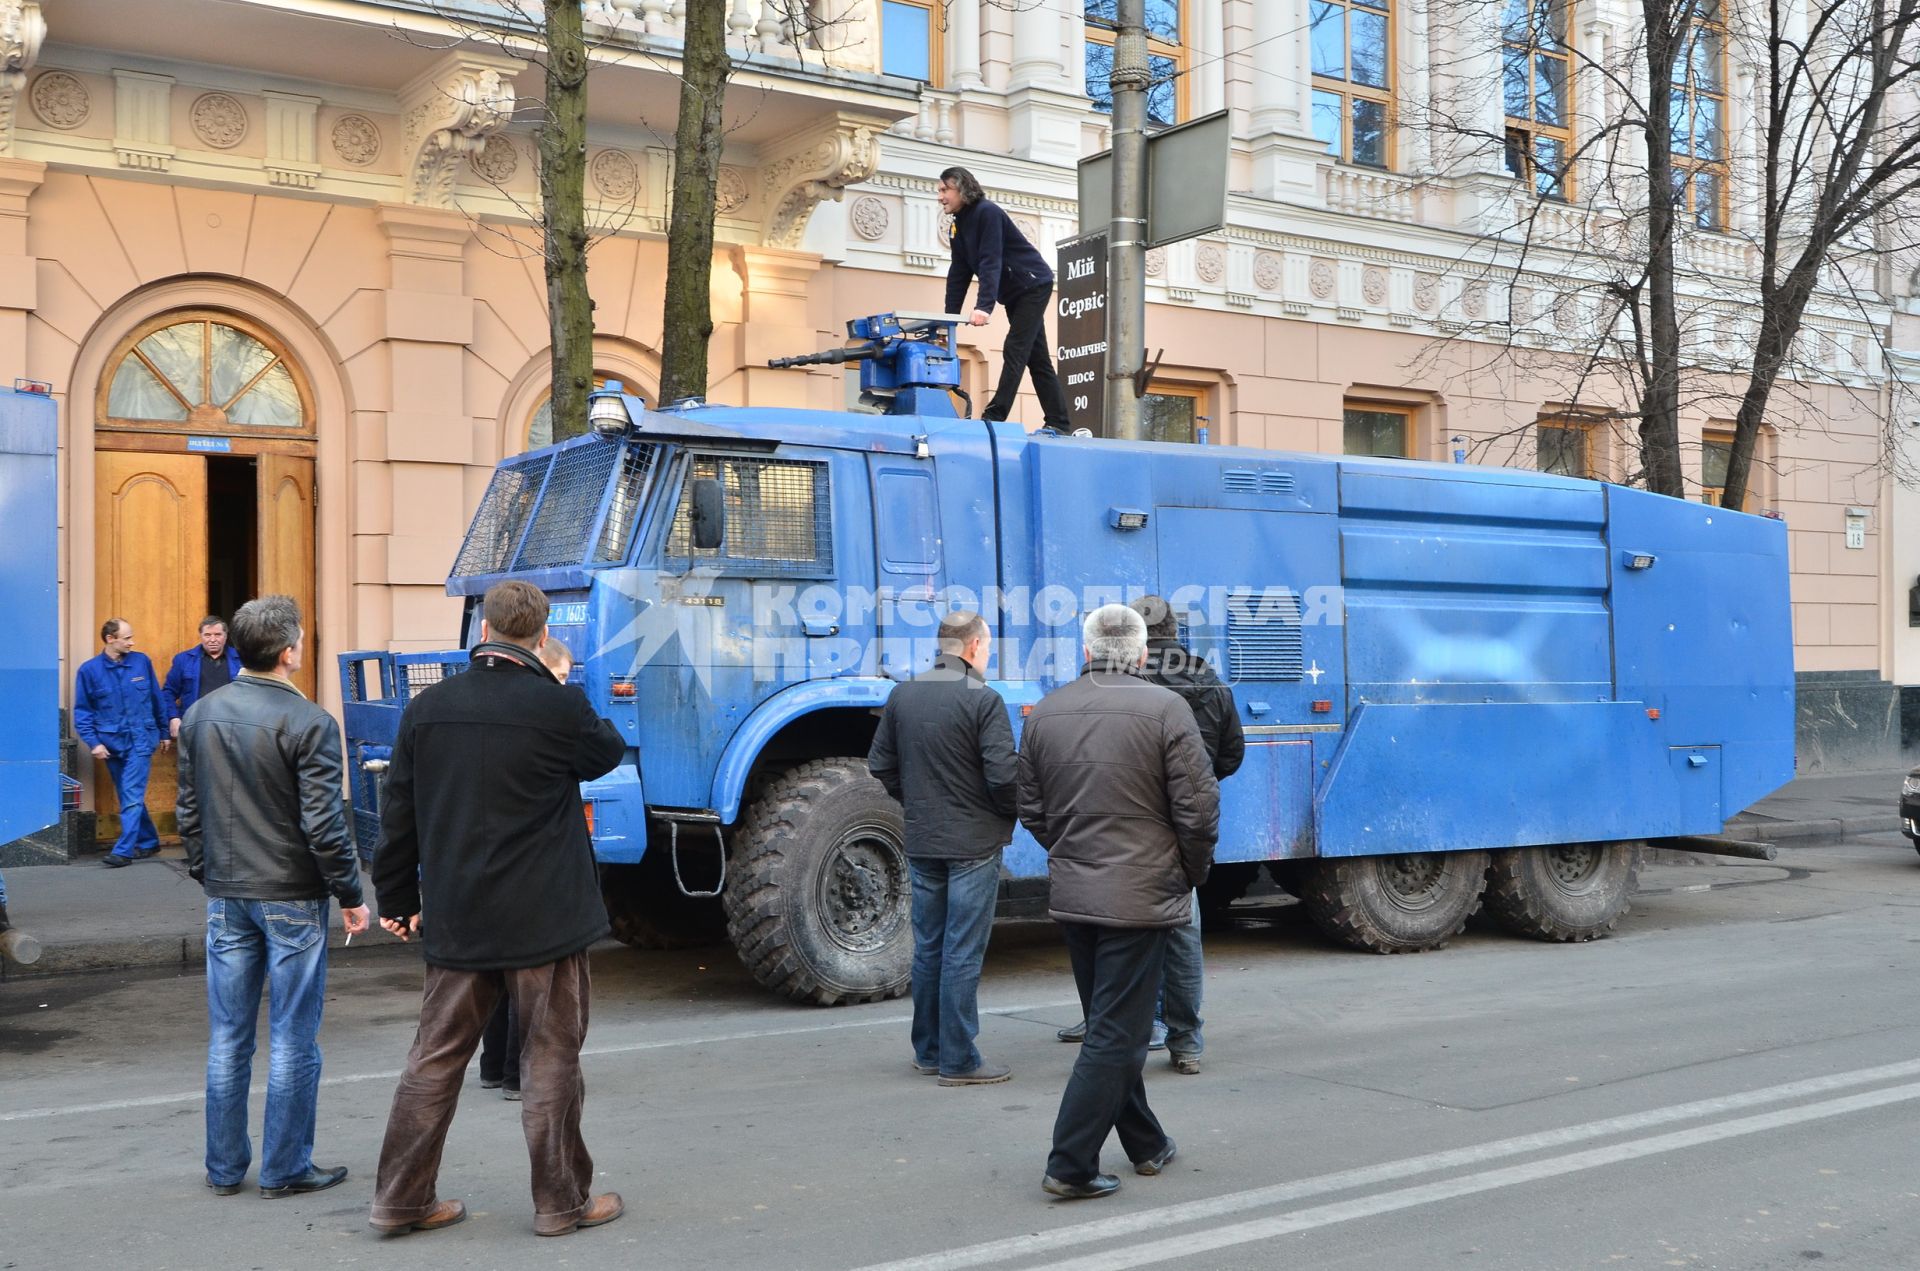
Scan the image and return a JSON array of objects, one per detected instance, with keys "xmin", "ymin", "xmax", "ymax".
[
  {"xmin": 729, "ymin": 245, "xmax": 829, "ymax": 407},
  {"xmin": 1192, "ymin": 0, "xmax": 1225, "ymax": 117},
  {"xmin": 0, "ymin": 1, "xmax": 44, "ymax": 153},
  {"xmin": 947, "ymin": 0, "xmax": 982, "ymax": 92},
  {"xmin": 1247, "ymin": 0, "xmax": 1325, "ymax": 201},
  {"xmin": 0, "ymin": 155, "xmax": 42, "ymax": 375}
]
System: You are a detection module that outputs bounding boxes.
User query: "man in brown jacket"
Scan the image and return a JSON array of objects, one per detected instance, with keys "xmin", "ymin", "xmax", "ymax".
[{"xmin": 1017, "ymin": 603, "xmax": 1220, "ymax": 1200}]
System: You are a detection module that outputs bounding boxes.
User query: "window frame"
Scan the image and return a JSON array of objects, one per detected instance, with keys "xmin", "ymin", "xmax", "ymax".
[
  {"xmin": 1141, "ymin": 381, "xmax": 1210, "ymax": 444},
  {"xmin": 1342, "ymin": 400, "xmax": 1416, "ymax": 458},
  {"xmin": 1502, "ymin": 0, "xmax": 1575, "ymax": 201},
  {"xmin": 525, "ymin": 372, "xmax": 615, "ymax": 453},
  {"xmin": 1670, "ymin": 1, "xmax": 1730, "ymax": 231},
  {"xmin": 96, "ymin": 308, "xmax": 316, "ymax": 439},
  {"xmin": 1535, "ymin": 415, "xmax": 1598, "ymax": 479},
  {"xmin": 880, "ymin": 0, "xmax": 943, "ymax": 87},
  {"xmin": 1309, "ymin": 0, "xmax": 1396, "ymax": 170},
  {"xmin": 1084, "ymin": 3, "xmax": 1189, "ymax": 128},
  {"xmin": 1699, "ymin": 426, "xmax": 1751, "ymax": 511}
]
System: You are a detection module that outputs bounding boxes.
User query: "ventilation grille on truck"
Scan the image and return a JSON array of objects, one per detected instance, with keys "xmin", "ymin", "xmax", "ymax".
[
  {"xmin": 1225, "ymin": 589, "xmax": 1304, "ymax": 682},
  {"xmin": 1222, "ymin": 467, "xmax": 1296, "ymax": 496}
]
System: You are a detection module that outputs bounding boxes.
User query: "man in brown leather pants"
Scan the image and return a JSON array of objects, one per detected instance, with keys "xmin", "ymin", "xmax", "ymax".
[{"xmin": 368, "ymin": 581, "xmax": 626, "ymax": 1237}]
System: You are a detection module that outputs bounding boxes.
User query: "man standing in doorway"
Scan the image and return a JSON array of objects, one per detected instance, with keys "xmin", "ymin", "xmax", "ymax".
[
  {"xmin": 178, "ymin": 594, "xmax": 370, "ymax": 1198},
  {"xmin": 868, "ymin": 610, "xmax": 1019, "ymax": 1087},
  {"xmin": 74, "ymin": 618, "xmax": 171, "ymax": 867},
  {"xmin": 939, "ymin": 165, "xmax": 1073, "ymax": 431},
  {"xmin": 164, "ymin": 616, "xmax": 241, "ymax": 740},
  {"xmin": 369, "ymin": 580, "xmax": 626, "ymax": 1239}
]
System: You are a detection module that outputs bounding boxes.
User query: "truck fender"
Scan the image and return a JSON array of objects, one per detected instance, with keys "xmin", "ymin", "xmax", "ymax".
[{"xmin": 709, "ymin": 677, "xmax": 897, "ymax": 823}]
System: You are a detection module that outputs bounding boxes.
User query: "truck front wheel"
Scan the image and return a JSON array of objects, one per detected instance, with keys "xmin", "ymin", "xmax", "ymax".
[
  {"xmin": 1300, "ymin": 851, "xmax": 1489, "ymax": 953},
  {"xmin": 1482, "ymin": 842, "xmax": 1641, "ymax": 942},
  {"xmin": 600, "ymin": 851, "xmax": 728, "ymax": 951},
  {"xmin": 723, "ymin": 758, "xmax": 913, "ymax": 1006}
]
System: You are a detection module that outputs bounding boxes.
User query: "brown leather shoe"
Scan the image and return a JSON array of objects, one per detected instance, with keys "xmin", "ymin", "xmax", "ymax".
[
  {"xmin": 537, "ymin": 1192, "xmax": 624, "ymax": 1237},
  {"xmin": 369, "ymin": 1199, "xmax": 467, "ymax": 1236}
]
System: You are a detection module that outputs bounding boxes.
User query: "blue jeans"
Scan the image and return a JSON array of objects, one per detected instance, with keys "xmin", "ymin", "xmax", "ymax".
[
  {"xmin": 204, "ymin": 898, "xmax": 331, "ymax": 1189},
  {"xmin": 103, "ymin": 742, "xmax": 159, "ymax": 858},
  {"xmin": 909, "ymin": 852, "xmax": 1002, "ymax": 1076},
  {"xmin": 1157, "ymin": 889, "xmax": 1204, "ymax": 1057}
]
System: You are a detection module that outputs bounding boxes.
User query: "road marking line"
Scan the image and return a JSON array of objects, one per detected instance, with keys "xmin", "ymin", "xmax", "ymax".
[
  {"xmin": 849, "ymin": 1055, "xmax": 1920, "ymax": 1271},
  {"xmin": 0, "ymin": 997, "xmax": 1079, "ymax": 1123},
  {"xmin": 1024, "ymin": 1081, "xmax": 1920, "ymax": 1271}
]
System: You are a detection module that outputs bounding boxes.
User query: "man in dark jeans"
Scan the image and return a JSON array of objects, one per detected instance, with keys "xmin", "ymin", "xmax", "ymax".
[
  {"xmin": 369, "ymin": 580, "xmax": 627, "ymax": 1238},
  {"xmin": 939, "ymin": 165, "xmax": 1072, "ymax": 430},
  {"xmin": 1018, "ymin": 604, "xmax": 1220, "ymax": 1200},
  {"xmin": 868, "ymin": 610, "xmax": 1019, "ymax": 1086},
  {"xmin": 177, "ymin": 594, "xmax": 370, "ymax": 1198}
]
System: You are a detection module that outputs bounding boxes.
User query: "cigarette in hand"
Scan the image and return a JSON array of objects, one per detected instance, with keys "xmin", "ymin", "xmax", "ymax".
[{"xmin": 344, "ymin": 931, "xmax": 353, "ymax": 947}]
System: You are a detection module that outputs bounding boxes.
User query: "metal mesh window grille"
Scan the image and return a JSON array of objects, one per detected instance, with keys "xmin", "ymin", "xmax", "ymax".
[
  {"xmin": 667, "ymin": 455, "xmax": 833, "ymax": 576},
  {"xmin": 515, "ymin": 440, "xmax": 622, "ymax": 570},
  {"xmin": 452, "ymin": 456, "xmax": 547, "ymax": 576},
  {"xmin": 1226, "ymin": 589, "xmax": 1305, "ymax": 681},
  {"xmin": 594, "ymin": 443, "xmax": 659, "ymax": 563}
]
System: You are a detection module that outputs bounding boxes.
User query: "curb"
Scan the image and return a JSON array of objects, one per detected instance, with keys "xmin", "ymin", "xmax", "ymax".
[
  {"xmin": 0, "ymin": 930, "xmax": 421, "ymax": 983},
  {"xmin": 1726, "ymin": 814, "xmax": 1904, "ymax": 844}
]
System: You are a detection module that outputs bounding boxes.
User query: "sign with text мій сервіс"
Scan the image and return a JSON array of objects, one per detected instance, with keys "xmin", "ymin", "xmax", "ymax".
[{"xmin": 1055, "ymin": 230, "xmax": 1108, "ymax": 437}]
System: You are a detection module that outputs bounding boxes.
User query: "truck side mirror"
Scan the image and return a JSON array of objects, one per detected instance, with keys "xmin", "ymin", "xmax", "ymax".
[{"xmin": 690, "ymin": 477, "xmax": 726, "ymax": 551}]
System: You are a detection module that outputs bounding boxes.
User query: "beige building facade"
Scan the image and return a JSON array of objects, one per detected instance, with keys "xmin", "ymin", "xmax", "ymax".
[{"xmin": 6, "ymin": 0, "xmax": 1910, "ymax": 831}]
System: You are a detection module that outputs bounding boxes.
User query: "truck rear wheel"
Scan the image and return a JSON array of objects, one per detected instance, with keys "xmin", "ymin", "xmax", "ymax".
[
  {"xmin": 1300, "ymin": 851, "xmax": 1489, "ymax": 953},
  {"xmin": 1482, "ymin": 842, "xmax": 1640, "ymax": 941},
  {"xmin": 600, "ymin": 853, "xmax": 728, "ymax": 951},
  {"xmin": 1197, "ymin": 862, "xmax": 1257, "ymax": 925},
  {"xmin": 723, "ymin": 758, "xmax": 913, "ymax": 1006}
]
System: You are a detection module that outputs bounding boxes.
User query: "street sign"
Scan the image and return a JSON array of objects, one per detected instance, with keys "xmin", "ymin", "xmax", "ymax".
[
  {"xmin": 1055, "ymin": 230, "xmax": 1108, "ymax": 436},
  {"xmin": 1077, "ymin": 109, "xmax": 1230, "ymax": 247}
]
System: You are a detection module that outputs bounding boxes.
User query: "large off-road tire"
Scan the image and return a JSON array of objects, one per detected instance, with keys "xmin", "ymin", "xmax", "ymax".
[
  {"xmin": 600, "ymin": 850, "xmax": 729, "ymax": 951},
  {"xmin": 1197, "ymin": 862, "xmax": 1258, "ymax": 924},
  {"xmin": 1482, "ymin": 842, "xmax": 1641, "ymax": 942},
  {"xmin": 722, "ymin": 758, "xmax": 913, "ymax": 1006},
  {"xmin": 1300, "ymin": 851, "xmax": 1490, "ymax": 953}
]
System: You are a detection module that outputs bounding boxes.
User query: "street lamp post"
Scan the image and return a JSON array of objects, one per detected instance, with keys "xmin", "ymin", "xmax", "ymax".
[{"xmin": 1106, "ymin": 0, "xmax": 1148, "ymax": 442}]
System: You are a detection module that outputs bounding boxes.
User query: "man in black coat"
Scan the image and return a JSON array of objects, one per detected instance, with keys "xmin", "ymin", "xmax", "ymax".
[
  {"xmin": 369, "ymin": 580, "xmax": 627, "ymax": 1239},
  {"xmin": 869, "ymin": 611, "xmax": 1019, "ymax": 1086},
  {"xmin": 1018, "ymin": 604, "xmax": 1220, "ymax": 1200},
  {"xmin": 939, "ymin": 164, "xmax": 1073, "ymax": 431}
]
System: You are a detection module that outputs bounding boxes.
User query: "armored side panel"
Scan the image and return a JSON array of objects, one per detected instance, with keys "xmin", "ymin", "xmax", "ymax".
[{"xmin": 0, "ymin": 389, "xmax": 59, "ymax": 847}]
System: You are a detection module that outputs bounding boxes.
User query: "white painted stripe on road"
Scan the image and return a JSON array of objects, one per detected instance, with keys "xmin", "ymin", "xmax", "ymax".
[
  {"xmin": 850, "ymin": 1056, "xmax": 1920, "ymax": 1271},
  {"xmin": 1027, "ymin": 1081, "xmax": 1920, "ymax": 1271},
  {"xmin": 0, "ymin": 997, "xmax": 1079, "ymax": 1123}
]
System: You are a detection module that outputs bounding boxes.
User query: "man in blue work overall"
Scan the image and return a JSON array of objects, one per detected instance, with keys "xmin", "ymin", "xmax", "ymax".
[
  {"xmin": 74, "ymin": 617, "xmax": 171, "ymax": 867},
  {"xmin": 163, "ymin": 615, "xmax": 241, "ymax": 741}
]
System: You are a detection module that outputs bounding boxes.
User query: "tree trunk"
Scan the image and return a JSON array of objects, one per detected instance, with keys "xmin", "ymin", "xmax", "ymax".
[
  {"xmin": 539, "ymin": 0, "xmax": 594, "ymax": 445},
  {"xmin": 1638, "ymin": 0, "xmax": 1685, "ymax": 498},
  {"xmin": 659, "ymin": 3, "xmax": 732, "ymax": 406}
]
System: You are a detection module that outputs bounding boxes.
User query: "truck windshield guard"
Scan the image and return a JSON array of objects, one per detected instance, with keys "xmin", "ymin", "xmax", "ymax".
[{"xmin": 451, "ymin": 436, "xmax": 662, "ymax": 578}]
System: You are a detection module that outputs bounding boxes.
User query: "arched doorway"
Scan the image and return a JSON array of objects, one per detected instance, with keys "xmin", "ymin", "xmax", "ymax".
[{"xmin": 92, "ymin": 309, "xmax": 318, "ymax": 840}]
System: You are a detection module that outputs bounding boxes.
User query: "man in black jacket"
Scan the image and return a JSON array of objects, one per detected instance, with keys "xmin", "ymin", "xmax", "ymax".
[
  {"xmin": 1018, "ymin": 604, "xmax": 1220, "ymax": 1200},
  {"xmin": 177, "ymin": 594, "xmax": 370, "ymax": 1199},
  {"xmin": 868, "ymin": 611, "xmax": 1018, "ymax": 1086},
  {"xmin": 939, "ymin": 165, "xmax": 1072, "ymax": 431},
  {"xmin": 369, "ymin": 580, "xmax": 627, "ymax": 1239}
]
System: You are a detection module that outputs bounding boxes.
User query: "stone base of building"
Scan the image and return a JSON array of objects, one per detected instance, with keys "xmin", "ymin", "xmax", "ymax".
[{"xmin": 1798, "ymin": 670, "xmax": 1917, "ymax": 773}]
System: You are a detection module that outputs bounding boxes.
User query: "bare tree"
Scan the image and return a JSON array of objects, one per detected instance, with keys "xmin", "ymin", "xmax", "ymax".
[{"xmin": 540, "ymin": 0, "xmax": 595, "ymax": 444}]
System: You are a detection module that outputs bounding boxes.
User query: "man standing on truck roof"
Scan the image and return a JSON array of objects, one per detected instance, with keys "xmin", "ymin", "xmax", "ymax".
[
  {"xmin": 1019, "ymin": 604, "xmax": 1219, "ymax": 1200},
  {"xmin": 868, "ymin": 610, "xmax": 1020, "ymax": 1087},
  {"xmin": 939, "ymin": 165, "xmax": 1073, "ymax": 432},
  {"xmin": 368, "ymin": 580, "xmax": 627, "ymax": 1239}
]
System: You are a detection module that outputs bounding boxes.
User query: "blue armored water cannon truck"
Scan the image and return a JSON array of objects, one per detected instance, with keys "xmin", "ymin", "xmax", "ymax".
[{"xmin": 341, "ymin": 313, "xmax": 1795, "ymax": 1006}]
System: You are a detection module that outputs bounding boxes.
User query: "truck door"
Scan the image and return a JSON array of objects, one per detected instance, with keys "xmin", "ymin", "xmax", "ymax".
[
  {"xmin": 868, "ymin": 456, "xmax": 945, "ymax": 679},
  {"xmin": 1154, "ymin": 506, "xmax": 1342, "ymax": 862}
]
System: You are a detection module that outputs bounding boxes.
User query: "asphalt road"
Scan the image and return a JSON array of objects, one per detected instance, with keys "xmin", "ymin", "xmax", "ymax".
[{"xmin": 5, "ymin": 834, "xmax": 1920, "ymax": 1270}]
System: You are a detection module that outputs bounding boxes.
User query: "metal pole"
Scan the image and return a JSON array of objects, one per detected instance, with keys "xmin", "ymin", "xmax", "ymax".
[{"xmin": 1106, "ymin": 0, "xmax": 1148, "ymax": 441}]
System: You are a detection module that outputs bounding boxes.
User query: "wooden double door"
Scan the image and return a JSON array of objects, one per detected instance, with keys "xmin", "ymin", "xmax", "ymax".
[{"xmin": 93, "ymin": 448, "xmax": 316, "ymax": 838}]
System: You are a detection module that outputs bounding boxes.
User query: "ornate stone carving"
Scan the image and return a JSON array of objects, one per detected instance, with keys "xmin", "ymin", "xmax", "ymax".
[
  {"xmin": 715, "ymin": 165, "xmax": 748, "ymax": 215},
  {"xmin": 0, "ymin": 2, "xmax": 44, "ymax": 149},
  {"xmin": 1308, "ymin": 258, "xmax": 1335, "ymax": 299},
  {"xmin": 1362, "ymin": 266, "xmax": 1387, "ymax": 306},
  {"xmin": 589, "ymin": 148, "xmax": 638, "ymax": 200},
  {"xmin": 849, "ymin": 194, "xmax": 889, "ymax": 241},
  {"xmin": 1462, "ymin": 281, "xmax": 1487, "ymax": 318},
  {"xmin": 469, "ymin": 134, "xmax": 518, "ymax": 183},
  {"xmin": 1195, "ymin": 244, "xmax": 1225, "ymax": 285},
  {"xmin": 1510, "ymin": 285, "xmax": 1534, "ymax": 322},
  {"xmin": 331, "ymin": 113, "xmax": 380, "ymax": 166},
  {"xmin": 1253, "ymin": 253, "xmax": 1282, "ymax": 292},
  {"xmin": 1013, "ymin": 213, "xmax": 1040, "ymax": 243},
  {"xmin": 936, "ymin": 210, "xmax": 954, "ymax": 249},
  {"xmin": 1413, "ymin": 272, "xmax": 1439, "ymax": 312},
  {"xmin": 189, "ymin": 92, "xmax": 247, "ymax": 150},
  {"xmin": 400, "ymin": 53, "xmax": 520, "ymax": 207},
  {"xmin": 761, "ymin": 114, "xmax": 889, "ymax": 248},
  {"xmin": 1144, "ymin": 247, "xmax": 1165, "ymax": 278},
  {"xmin": 1553, "ymin": 292, "xmax": 1577, "ymax": 333},
  {"xmin": 28, "ymin": 69, "xmax": 84, "ymax": 130}
]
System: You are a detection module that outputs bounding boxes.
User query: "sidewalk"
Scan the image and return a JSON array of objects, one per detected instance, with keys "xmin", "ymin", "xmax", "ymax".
[{"xmin": 1, "ymin": 767, "xmax": 1910, "ymax": 982}]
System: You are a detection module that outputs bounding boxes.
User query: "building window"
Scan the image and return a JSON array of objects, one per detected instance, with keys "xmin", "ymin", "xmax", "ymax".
[
  {"xmin": 1503, "ymin": 0, "xmax": 1573, "ymax": 200},
  {"xmin": 1671, "ymin": 0, "xmax": 1729, "ymax": 230},
  {"xmin": 1085, "ymin": 1, "xmax": 1185, "ymax": 127},
  {"xmin": 1343, "ymin": 402, "xmax": 1414, "ymax": 457},
  {"xmin": 1536, "ymin": 417, "xmax": 1595, "ymax": 478},
  {"xmin": 527, "ymin": 373, "xmax": 613, "ymax": 451},
  {"xmin": 1142, "ymin": 382, "xmax": 1210, "ymax": 444},
  {"xmin": 1700, "ymin": 428, "xmax": 1750, "ymax": 510},
  {"xmin": 880, "ymin": 0, "xmax": 940, "ymax": 84},
  {"xmin": 99, "ymin": 311, "xmax": 312, "ymax": 434},
  {"xmin": 1309, "ymin": 0, "xmax": 1393, "ymax": 168}
]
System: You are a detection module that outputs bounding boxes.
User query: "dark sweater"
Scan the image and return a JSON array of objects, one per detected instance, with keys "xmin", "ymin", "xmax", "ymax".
[{"xmin": 945, "ymin": 197, "xmax": 1054, "ymax": 316}]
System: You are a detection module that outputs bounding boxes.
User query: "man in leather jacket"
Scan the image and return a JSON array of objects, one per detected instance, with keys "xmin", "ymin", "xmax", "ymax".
[{"xmin": 177, "ymin": 594, "xmax": 370, "ymax": 1199}]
